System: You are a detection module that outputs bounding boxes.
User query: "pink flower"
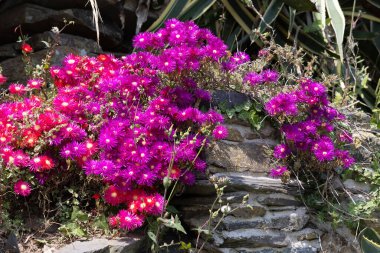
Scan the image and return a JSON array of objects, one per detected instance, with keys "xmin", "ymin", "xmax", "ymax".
[
  {"xmin": 212, "ymin": 125, "xmax": 228, "ymax": 140},
  {"xmin": 0, "ymin": 74, "xmax": 7, "ymax": 85},
  {"xmin": 269, "ymin": 166, "xmax": 288, "ymax": 178},
  {"xmin": 14, "ymin": 180, "xmax": 31, "ymax": 196}
]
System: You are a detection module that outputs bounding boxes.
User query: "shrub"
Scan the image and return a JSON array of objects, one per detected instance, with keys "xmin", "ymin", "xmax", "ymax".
[{"xmin": 0, "ymin": 19, "xmax": 254, "ymax": 232}]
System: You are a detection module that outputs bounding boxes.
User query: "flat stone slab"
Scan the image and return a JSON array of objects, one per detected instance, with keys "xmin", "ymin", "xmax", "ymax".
[
  {"xmin": 256, "ymin": 193, "xmax": 302, "ymax": 206},
  {"xmin": 220, "ymin": 228, "xmax": 287, "ymax": 248},
  {"xmin": 213, "ymin": 173, "xmax": 300, "ymax": 195},
  {"xmin": 206, "ymin": 141, "xmax": 273, "ymax": 173},
  {"xmin": 56, "ymin": 236, "xmax": 144, "ymax": 253},
  {"xmin": 222, "ymin": 208, "xmax": 309, "ymax": 232}
]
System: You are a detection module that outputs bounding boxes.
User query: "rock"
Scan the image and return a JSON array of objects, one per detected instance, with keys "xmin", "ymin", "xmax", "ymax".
[
  {"xmin": 56, "ymin": 236, "xmax": 145, "ymax": 253},
  {"xmin": 0, "ymin": 43, "xmax": 17, "ymax": 60},
  {"xmin": 212, "ymin": 173, "xmax": 300, "ymax": 195},
  {"xmin": 225, "ymin": 125, "xmax": 244, "ymax": 142},
  {"xmin": 230, "ymin": 201, "xmax": 267, "ymax": 218},
  {"xmin": 343, "ymin": 179, "xmax": 371, "ymax": 194},
  {"xmin": 212, "ymin": 90, "xmax": 250, "ymax": 110},
  {"xmin": 222, "ymin": 208, "xmax": 309, "ymax": 232},
  {"xmin": 28, "ymin": 32, "xmax": 102, "ymax": 53},
  {"xmin": 256, "ymin": 193, "xmax": 302, "ymax": 206},
  {"xmin": 289, "ymin": 228, "xmax": 321, "ymax": 241},
  {"xmin": 0, "ymin": 4, "xmax": 122, "ymax": 49},
  {"xmin": 220, "ymin": 228, "xmax": 287, "ymax": 248},
  {"xmin": 175, "ymin": 191, "xmax": 249, "ymax": 206},
  {"xmin": 206, "ymin": 141, "xmax": 273, "ymax": 173},
  {"xmin": 4, "ymin": 232, "xmax": 20, "ymax": 253},
  {"xmin": 1, "ymin": 46, "xmax": 86, "ymax": 83},
  {"xmin": 244, "ymin": 121, "xmax": 277, "ymax": 140},
  {"xmin": 232, "ymin": 246, "xmax": 318, "ymax": 253}
]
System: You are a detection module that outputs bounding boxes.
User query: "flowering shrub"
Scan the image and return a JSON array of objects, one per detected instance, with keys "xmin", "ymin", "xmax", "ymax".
[
  {"xmin": 0, "ymin": 19, "xmax": 259, "ymax": 232},
  {"xmin": 243, "ymin": 69, "xmax": 355, "ymax": 179}
]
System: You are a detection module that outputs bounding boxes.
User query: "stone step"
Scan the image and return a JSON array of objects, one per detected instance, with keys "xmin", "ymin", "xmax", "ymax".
[
  {"xmin": 219, "ymin": 228, "xmax": 288, "ymax": 248},
  {"xmin": 256, "ymin": 193, "xmax": 303, "ymax": 207},
  {"xmin": 221, "ymin": 208, "xmax": 309, "ymax": 232},
  {"xmin": 214, "ymin": 173, "xmax": 300, "ymax": 194}
]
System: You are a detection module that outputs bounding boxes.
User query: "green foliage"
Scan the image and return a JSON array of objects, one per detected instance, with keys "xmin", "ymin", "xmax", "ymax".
[
  {"xmin": 359, "ymin": 228, "xmax": 380, "ymax": 253},
  {"xmin": 149, "ymin": 0, "xmax": 380, "ymax": 114},
  {"xmin": 217, "ymin": 99, "xmax": 265, "ymax": 130}
]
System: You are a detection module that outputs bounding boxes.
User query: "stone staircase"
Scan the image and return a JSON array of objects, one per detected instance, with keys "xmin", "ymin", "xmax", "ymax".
[{"xmin": 175, "ymin": 172, "xmax": 321, "ymax": 253}]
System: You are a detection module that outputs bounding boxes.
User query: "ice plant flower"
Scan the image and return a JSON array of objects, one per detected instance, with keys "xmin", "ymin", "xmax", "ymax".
[
  {"xmin": 0, "ymin": 74, "xmax": 7, "ymax": 85},
  {"xmin": 14, "ymin": 180, "xmax": 31, "ymax": 196},
  {"xmin": 21, "ymin": 43, "xmax": 33, "ymax": 53},
  {"xmin": 212, "ymin": 125, "xmax": 229, "ymax": 140},
  {"xmin": 270, "ymin": 166, "xmax": 288, "ymax": 178}
]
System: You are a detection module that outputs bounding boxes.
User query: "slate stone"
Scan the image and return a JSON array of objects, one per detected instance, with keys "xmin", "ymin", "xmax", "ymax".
[
  {"xmin": 212, "ymin": 90, "xmax": 250, "ymax": 110},
  {"xmin": 230, "ymin": 201, "xmax": 267, "ymax": 218},
  {"xmin": 222, "ymin": 208, "xmax": 309, "ymax": 231},
  {"xmin": 1, "ymin": 46, "xmax": 84, "ymax": 83},
  {"xmin": 342, "ymin": 179, "xmax": 370, "ymax": 194},
  {"xmin": 28, "ymin": 32, "xmax": 102, "ymax": 53},
  {"xmin": 0, "ymin": 4, "xmax": 122, "ymax": 49},
  {"xmin": 212, "ymin": 173, "xmax": 300, "ymax": 195},
  {"xmin": 56, "ymin": 236, "xmax": 145, "ymax": 253},
  {"xmin": 256, "ymin": 193, "xmax": 302, "ymax": 206},
  {"xmin": 206, "ymin": 141, "xmax": 273, "ymax": 173},
  {"xmin": 221, "ymin": 228, "xmax": 287, "ymax": 248},
  {"xmin": 4, "ymin": 232, "xmax": 20, "ymax": 253}
]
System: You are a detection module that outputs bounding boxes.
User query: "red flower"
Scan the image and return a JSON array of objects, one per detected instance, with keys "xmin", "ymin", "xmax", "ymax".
[
  {"xmin": 0, "ymin": 74, "xmax": 7, "ymax": 85},
  {"xmin": 21, "ymin": 43, "xmax": 33, "ymax": 53},
  {"xmin": 92, "ymin": 193, "xmax": 101, "ymax": 200}
]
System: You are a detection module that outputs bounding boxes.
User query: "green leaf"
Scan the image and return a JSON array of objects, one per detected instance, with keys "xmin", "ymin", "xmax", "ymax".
[
  {"xmin": 221, "ymin": 0, "xmax": 255, "ymax": 36},
  {"xmin": 287, "ymin": 7, "xmax": 296, "ymax": 38},
  {"xmin": 71, "ymin": 206, "xmax": 89, "ymax": 222},
  {"xmin": 93, "ymin": 214, "xmax": 109, "ymax": 231},
  {"xmin": 158, "ymin": 215, "xmax": 187, "ymax": 234},
  {"xmin": 259, "ymin": 0, "xmax": 285, "ymax": 33},
  {"xmin": 326, "ymin": 0, "xmax": 345, "ymax": 61},
  {"xmin": 359, "ymin": 228, "xmax": 380, "ymax": 253},
  {"xmin": 148, "ymin": 231, "xmax": 157, "ymax": 245},
  {"xmin": 179, "ymin": 0, "xmax": 217, "ymax": 21},
  {"xmin": 147, "ymin": 0, "xmax": 190, "ymax": 32},
  {"xmin": 281, "ymin": 0, "xmax": 316, "ymax": 11},
  {"xmin": 179, "ymin": 241, "xmax": 192, "ymax": 250}
]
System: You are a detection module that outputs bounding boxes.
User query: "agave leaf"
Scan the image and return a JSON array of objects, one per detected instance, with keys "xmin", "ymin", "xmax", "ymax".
[
  {"xmin": 314, "ymin": 0, "xmax": 326, "ymax": 29},
  {"xmin": 179, "ymin": 0, "xmax": 217, "ymax": 21},
  {"xmin": 280, "ymin": 0, "xmax": 316, "ymax": 12},
  {"xmin": 287, "ymin": 7, "xmax": 296, "ymax": 38},
  {"xmin": 342, "ymin": 12, "xmax": 380, "ymax": 23},
  {"xmin": 221, "ymin": 0, "xmax": 255, "ymax": 36},
  {"xmin": 258, "ymin": 0, "xmax": 284, "ymax": 33},
  {"xmin": 359, "ymin": 227, "xmax": 380, "ymax": 253},
  {"xmin": 367, "ymin": 0, "xmax": 380, "ymax": 9},
  {"xmin": 326, "ymin": 0, "xmax": 345, "ymax": 61},
  {"xmin": 371, "ymin": 22, "xmax": 380, "ymax": 54},
  {"xmin": 147, "ymin": 0, "xmax": 190, "ymax": 32},
  {"xmin": 352, "ymin": 31, "xmax": 380, "ymax": 40}
]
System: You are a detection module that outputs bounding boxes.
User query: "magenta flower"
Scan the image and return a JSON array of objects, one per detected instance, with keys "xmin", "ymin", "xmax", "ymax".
[
  {"xmin": 213, "ymin": 125, "xmax": 228, "ymax": 140},
  {"xmin": 117, "ymin": 210, "xmax": 144, "ymax": 230},
  {"xmin": 312, "ymin": 137, "xmax": 335, "ymax": 161},
  {"xmin": 244, "ymin": 72, "xmax": 263, "ymax": 86},
  {"xmin": 273, "ymin": 144, "xmax": 290, "ymax": 159},
  {"xmin": 335, "ymin": 150, "xmax": 355, "ymax": 169},
  {"xmin": 269, "ymin": 166, "xmax": 288, "ymax": 178},
  {"xmin": 14, "ymin": 180, "xmax": 31, "ymax": 196}
]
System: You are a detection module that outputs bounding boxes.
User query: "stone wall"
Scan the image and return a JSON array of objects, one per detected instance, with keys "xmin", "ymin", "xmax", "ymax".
[
  {"xmin": 0, "ymin": 0, "xmax": 165, "ymax": 83},
  {"xmin": 175, "ymin": 116, "xmax": 361, "ymax": 253}
]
